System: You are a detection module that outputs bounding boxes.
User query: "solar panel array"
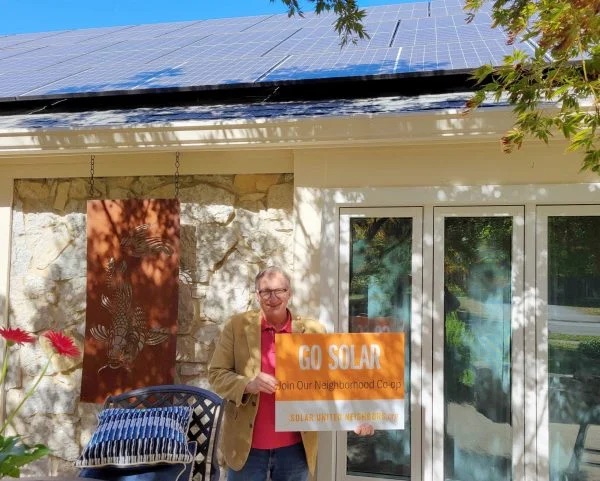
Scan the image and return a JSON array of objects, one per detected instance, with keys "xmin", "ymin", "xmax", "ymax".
[{"xmin": 0, "ymin": 0, "xmax": 535, "ymax": 100}]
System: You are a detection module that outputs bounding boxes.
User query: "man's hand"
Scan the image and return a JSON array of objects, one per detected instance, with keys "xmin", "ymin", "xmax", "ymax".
[
  {"xmin": 353, "ymin": 423, "xmax": 375, "ymax": 436},
  {"xmin": 245, "ymin": 372, "xmax": 278, "ymax": 394}
]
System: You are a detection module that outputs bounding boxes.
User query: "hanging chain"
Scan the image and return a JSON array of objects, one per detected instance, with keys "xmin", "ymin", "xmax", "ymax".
[
  {"xmin": 89, "ymin": 154, "xmax": 96, "ymax": 198},
  {"xmin": 174, "ymin": 151, "xmax": 181, "ymax": 199}
]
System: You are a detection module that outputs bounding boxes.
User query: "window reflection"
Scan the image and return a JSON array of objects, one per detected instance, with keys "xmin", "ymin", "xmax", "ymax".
[
  {"xmin": 548, "ymin": 216, "xmax": 600, "ymax": 481},
  {"xmin": 444, "ymin": 217, "xmax": 512, "ymax": 481},
  {"xmin": 347, "ymin": 217, "xmax": 412, "ymax": 479}
]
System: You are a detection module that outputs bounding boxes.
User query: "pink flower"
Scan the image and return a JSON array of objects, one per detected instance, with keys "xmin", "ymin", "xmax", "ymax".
[
  {"xmin": 0, "ymin": 327, "xmax": 35, "ymax": 346},
  {"xmin": 0, "ymin": 327, "xmax": 80, "ymax": 475},
  {"xmin": 43, "ymin": 330, "xmax": 81, "ymax": 358}
]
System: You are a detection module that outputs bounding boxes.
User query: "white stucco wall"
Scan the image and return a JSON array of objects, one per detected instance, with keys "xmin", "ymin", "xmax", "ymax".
[
  {"xmin": 1, "ymin": 105, "xmax": 597, "ymax": 370},
  {"xmin": 0, "ymin": 104, "xmax": 598, "ymax": 478}
]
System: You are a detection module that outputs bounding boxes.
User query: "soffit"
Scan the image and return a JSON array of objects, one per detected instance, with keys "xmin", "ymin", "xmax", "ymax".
[{"xmin": 0, "ymin": 93, "xmax": 517, "ymax": 156}]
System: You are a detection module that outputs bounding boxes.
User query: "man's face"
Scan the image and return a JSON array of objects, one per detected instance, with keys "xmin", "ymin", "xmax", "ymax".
[{"xmin": 256, "ymin": 272, "xmax": 291, "ymax": 321}]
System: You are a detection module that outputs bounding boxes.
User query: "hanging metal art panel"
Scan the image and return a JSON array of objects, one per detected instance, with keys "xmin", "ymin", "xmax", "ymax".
[{"xmin": 81, "ymin": 199, "xmax": 180, "ymax": 403}]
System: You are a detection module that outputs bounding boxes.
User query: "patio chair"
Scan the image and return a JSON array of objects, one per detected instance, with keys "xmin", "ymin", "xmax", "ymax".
[{"xmin": 75, "ymin": 384, "xmax": 224, "ymax": 481}]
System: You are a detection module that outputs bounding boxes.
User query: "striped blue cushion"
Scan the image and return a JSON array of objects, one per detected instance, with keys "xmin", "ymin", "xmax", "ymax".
[
  {"xmin": 76, "ymin": 406, "xmax": 194, "ymax": 468},
  {"xmin": 79, "ymin": 442, "xmax": 197, "ymax": 481}
]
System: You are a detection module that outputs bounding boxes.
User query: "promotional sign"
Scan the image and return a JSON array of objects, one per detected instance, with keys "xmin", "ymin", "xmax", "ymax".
[{"xmin": 275, "ymin": 332, "xmax": 405, "ymax": 431}]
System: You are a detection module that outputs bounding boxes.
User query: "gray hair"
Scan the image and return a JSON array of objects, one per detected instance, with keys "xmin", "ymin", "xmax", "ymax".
[{"xmin": 254, "ymin": 266, "xmax": 291, "ymax": 291}]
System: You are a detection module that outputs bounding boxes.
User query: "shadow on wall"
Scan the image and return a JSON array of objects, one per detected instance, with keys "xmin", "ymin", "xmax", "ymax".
[{"xmin": 7, "ymin": 172, "xmax": 295, "ymax": 476}]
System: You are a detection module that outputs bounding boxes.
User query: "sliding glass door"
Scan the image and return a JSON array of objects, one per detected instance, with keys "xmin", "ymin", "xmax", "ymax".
[
  {"xmin": 337, "ymin": 207, "xmax": 422, "ymax": 481},
  {"xmin": 537, "ymin": 206, "xmax": 600, "ymax": 481},
  {"xmin": 329, "ymin": 194, "xmax": 600, "ymax": 481},
  {"xmin": 336, "ymin": 207, "xmax": 524, "ymax": 481},
  {"xmin": 434, "ymin": 208, "xmax": 524, "ymax": 481}
]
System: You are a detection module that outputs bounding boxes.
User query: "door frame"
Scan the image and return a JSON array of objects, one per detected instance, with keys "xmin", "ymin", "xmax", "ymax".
[
  {"xmin": 317, "ymin": 182, "xmax": 600, "ymax": 481},
  {"xmin": 335, "ymin": 207, "xmax": 424, "ymax": 481},
  {"xmin": 432, "ymin": 206, "xmax": 525, "ymax": 481},
  {"xmin": 535, "ymin": 205, "xmax": 600, "ymax": 481}
]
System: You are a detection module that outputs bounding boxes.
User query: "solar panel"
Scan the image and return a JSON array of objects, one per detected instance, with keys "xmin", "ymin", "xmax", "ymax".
[
  {"xmin": 244, "ymin": 10, "xmax": 337, "ymax": 31},
  {"xmin": 0, "ymin": 0, "xmax": 535, "ymax": 100},
  {"xmin": 0, "ymin": 67, "xmax": 91, "ymax": 97},
  {"xmin": 22, "ymin": 56, "xmax": 288, "ymax": 97},
  {"xmin": 262, "ymin": 47, "xmax": 405, "ymax": 81},
  {"xmin": 0, "ymin": 45, "xmax": 45, "ymax": 61}
]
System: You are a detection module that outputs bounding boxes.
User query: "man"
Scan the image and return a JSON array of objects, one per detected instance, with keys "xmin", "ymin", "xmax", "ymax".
[{"xmin": 208, "ymin": 266, "xmax": 373, "ymax": 481}]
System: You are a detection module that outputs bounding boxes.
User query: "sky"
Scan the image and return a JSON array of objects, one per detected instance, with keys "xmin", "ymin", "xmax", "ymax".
[{"xmin": 1, "ymin": 0, "xmax": 417, "ymax": 36}]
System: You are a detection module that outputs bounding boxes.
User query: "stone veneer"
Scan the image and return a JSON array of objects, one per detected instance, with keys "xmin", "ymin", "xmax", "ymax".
[{"xmin": 5, "ymin": 173, "xmax": 294, "ymax": 476}]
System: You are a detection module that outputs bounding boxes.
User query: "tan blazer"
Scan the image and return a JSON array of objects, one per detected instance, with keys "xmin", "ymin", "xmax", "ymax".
[{"xmin": 207, "ymin": 309, "xmax": 325, "ymax": 475}]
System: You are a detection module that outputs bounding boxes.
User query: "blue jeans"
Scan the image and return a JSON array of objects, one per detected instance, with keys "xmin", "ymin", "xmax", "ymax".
[{"xmin": 227, "ymin": 442, "xmax": 308, "ymax": 481}]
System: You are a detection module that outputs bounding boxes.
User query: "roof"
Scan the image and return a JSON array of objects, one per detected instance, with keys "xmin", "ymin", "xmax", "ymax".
[{"xmin": 0, "ymin": 0, "xmax": 533, "ymax": 113}]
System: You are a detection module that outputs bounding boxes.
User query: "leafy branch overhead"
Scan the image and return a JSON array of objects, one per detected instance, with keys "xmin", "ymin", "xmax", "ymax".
[
  {"xmin": 463, "ymin": 0, "xmax": 600, "ymax": 172},
  {"xmin": 283, "ymin": 0, "xmax": 599, "ymax": 172},
  {"xmin": 277, "ymin": 0, "xmax": 370, "ymax": 45}
]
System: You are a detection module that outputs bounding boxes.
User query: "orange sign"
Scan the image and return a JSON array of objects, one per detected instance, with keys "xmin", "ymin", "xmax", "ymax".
[{"xmin": 275, "ymin": 332, "xmax": 405, "ymax": 431}]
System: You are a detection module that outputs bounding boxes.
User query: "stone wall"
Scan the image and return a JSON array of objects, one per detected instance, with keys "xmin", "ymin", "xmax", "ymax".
[{"xmin": 6, "ymin": 173, "xmax": 294, "ymax": 476}]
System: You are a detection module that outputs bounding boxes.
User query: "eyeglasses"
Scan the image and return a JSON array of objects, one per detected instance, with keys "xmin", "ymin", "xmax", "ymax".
[{"xmin": 257, "ymin": 288, "xmax": 289, "ymax": 300}]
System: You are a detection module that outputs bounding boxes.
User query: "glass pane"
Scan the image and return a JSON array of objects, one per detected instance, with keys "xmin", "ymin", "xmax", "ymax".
[
  {"xmin": 548, "ymin": 216, "xmax": 600, "ymax": 481},
  {"xmin": 347, "ymin": 217, "xmax": 412, "ymax": 479},
  {"xmin": 444, "ymin": 217, "xmax": 513, "ymax": 481}
]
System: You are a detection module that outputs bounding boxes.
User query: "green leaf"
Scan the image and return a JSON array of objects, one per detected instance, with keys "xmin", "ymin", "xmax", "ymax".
[
  {"xmin": 291, "ymin": 0, "xmax": 600, "ymax": 172},
  {"xmin": 0, "ymin": 435, "xmax": 50, "ymax": 478},
  {"xmin": 582, "ymin": 150, "xmax": 600, "ymax": 173},
  {"xmin": 463, "ymin": 0, "xmax": 600, "ymax": 173},
  {"xmin": 471, "ymin": 64, "xmax": 495, "ymax": 84},
  {"xmin": 464, "ymin": 90, "xmax": 486, "ymax": 113}
]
